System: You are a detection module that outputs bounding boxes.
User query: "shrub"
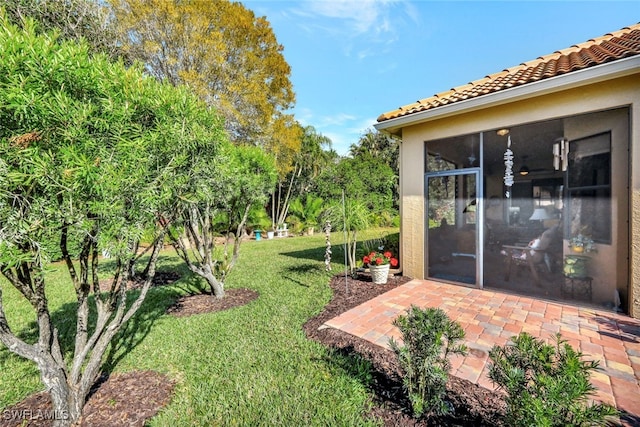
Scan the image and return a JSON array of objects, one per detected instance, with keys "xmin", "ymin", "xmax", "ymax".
[
  {"xmin": 488, "ymin": 332, "xmax": 618, "ymax": 426},
  {"xmin": 389, "ymin": 306, "xmax": 467, "ymax": 418}
]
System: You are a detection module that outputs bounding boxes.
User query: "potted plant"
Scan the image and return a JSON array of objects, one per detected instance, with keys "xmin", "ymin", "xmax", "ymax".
[
  {"xmin": 363, "ymin": 250, "xmax": 398, "ymax": 284},
  {"xmin": 568, "ymin": 233, "xmax": 596, "ymax": 254}
]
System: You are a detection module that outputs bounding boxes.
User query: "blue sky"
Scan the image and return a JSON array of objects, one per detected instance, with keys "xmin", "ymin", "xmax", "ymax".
[{"xmin": 242, "ymin": 1, "xmax": 638, "ymax": 155}]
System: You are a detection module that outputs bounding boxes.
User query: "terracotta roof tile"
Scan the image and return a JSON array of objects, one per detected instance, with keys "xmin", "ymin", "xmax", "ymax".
[{"xmin": 378, "ymin": 23, "xmax": 640, "ymax": 123}]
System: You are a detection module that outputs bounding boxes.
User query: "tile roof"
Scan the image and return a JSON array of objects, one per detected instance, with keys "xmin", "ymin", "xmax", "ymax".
[{"xmin": 377, "ymin": 23, "xmax": 640, "ymax": 123}]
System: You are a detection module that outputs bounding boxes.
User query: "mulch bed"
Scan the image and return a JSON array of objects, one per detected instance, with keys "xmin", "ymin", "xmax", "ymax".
[
  {"xmin": 303, "ymin": 273, "xmax": 507, "ymax": 426},
  {"xmin": 0, "ymin": 371, "xmax": 174, "ymax": 427},
  {"xmin": 3, "ymin": 272, "xmax": 506, "ymax": 426},
  {"xmin": 166, "ymin": 288, "xmax": 259, "ymax": 317}
]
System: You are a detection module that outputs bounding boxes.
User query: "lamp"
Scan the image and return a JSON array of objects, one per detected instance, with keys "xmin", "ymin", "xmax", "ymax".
[{"xmin": 529, "ymin": 208, "xmax": 551, "ymax": 222}]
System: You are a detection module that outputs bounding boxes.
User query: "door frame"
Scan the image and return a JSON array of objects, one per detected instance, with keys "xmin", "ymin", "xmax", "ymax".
[{"xmin": 424, "ymin": 168, "xmax": 484, "ymax": 288}]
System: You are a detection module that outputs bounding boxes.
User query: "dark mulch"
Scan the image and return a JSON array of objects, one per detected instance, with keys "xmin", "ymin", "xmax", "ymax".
[
  {"xmin": 303, "ymin": 273, "xmax": 507, "ymax": 426},
  {"xmin": 0, "ymin": 371, "xmax": 174, "ymax": 427},
  {"xmin": 98, "ymin": 270, "xmax": 181, "ymax": 292},
  {"xmin": 166, "ymin": 287, "xmax": 259, "ymax": 317}
]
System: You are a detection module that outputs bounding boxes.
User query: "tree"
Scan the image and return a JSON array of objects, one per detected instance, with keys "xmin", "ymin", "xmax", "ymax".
[
  {"xmin": 349, "ymin": 128, "xmax": 400, "ymax": 209},
  {"xmin": 271, "ymin": 125, "xmax": 333, "ymax": 229},
  {"xmin": 167, "ymin": 144, "xmax": 276, "ymax": 298},
  {"xmin": 0, "ymin": 0, "xmax": 126, "ymax": 61},
  {"xmin": 316, "ymin": 156, "xmax": 395, "ymax": 216},
  {"xmin": 109, "ymin": 0, "xmax": 295, "ymax": 145},
  {"xmin": 0, "ymin": 13, "xmax": 226, "ymax": 425},
  {"xmin": 322, "ymin": 198, "xmax": 370, "ymax": 276}
]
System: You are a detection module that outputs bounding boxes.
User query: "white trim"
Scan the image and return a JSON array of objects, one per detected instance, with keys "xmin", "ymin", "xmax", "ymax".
[{"xmin": 374, "ymin": 56, "xmax": 640, "ymax": 134}]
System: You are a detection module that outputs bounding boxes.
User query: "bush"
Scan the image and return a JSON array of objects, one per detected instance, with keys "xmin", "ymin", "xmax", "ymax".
[
  {"xmin": 389, "ymin": 306, "xmax": 467, "ymax": 418},
  {"xmin": 488, "ymin": 332, "xmax": 618, "ymax": 426}
]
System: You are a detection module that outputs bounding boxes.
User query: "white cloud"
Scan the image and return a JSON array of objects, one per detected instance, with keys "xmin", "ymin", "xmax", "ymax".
[{"xmin": 285, "ymin": 0, "xmax": 417, "ymax": 58}]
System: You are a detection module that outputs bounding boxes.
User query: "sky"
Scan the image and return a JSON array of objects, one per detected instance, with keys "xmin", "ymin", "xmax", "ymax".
[{"xmin": 241, "ymin": 1, "xmax": 638, "ymax": 156}]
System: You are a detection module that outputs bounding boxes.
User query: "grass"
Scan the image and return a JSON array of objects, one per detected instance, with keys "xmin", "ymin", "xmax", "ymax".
[{"xmin": 0, "ymin": 228, "xmax": 397, "ymax": 426}]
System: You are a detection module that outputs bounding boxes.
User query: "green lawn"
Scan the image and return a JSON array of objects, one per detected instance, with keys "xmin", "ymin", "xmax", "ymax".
[{"xmin": 0, "ymin": 229, "xmax": 397, "ymax": 426}]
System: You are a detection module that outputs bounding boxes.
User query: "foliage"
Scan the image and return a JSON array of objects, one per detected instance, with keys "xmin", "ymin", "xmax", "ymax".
[
  {"xmin": 0, "ymin": 0, "xmax": 125, "ymax": 61},
  {"xmin": 0, "ymin": 11, "xmax": 227, "ymax": 424},
  {"xmin": 271, "ymin": 125, "xmax": 333, "ymax": 231},
  {"xmin": 389, "ymin": 307, "xmax": 467, "ymax": 418},
  {"xmin": 109, "ymin": 0, "xmax": 294, "ymax": 146},
  {"xmin": 349, "ymin": 128, "xmax": 400, "ymax": 209},
  {"xmin": 167, "ymin": 143, "xmax": 277, "ymax": 298},
  {"xmin": 316, "ymin": 155, "xmax": 395, "ymax": 215},
  {"xmin": 247, "ymin": 204, "xmax": 272, "ymax": 232},
  {"xmin": 488, "ymin": 332, "xmax": 618, "ymax": 426},
  {"xmin": 362, "ymin": 251, "xmax": 398, "ymax": 267},
  {"xmin": 322, "ymin": 199, "xmax": 371, "ymax": 276},
  {"xmin": 288, "ymin": 194, "xmax": 324, "ymax": 233}
]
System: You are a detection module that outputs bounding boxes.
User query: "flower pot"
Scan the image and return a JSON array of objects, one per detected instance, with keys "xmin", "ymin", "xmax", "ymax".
[
  {"xmin": 563, "ymin": 255, "xmax": 588, "ymax": 278},
  {"xmin": 267, "ymin": 231, "xmax": 274, "ymax": 239},
  {"xmin": 369, "ymin": 263, "xmax": 390, "ymax": 284},
  {"xmin": 254, "ymin": 230, "xmax": 262, "ymax": 241}
]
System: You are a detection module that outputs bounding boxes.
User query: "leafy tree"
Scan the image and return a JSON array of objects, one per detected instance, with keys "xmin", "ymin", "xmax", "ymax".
[
  {"xmin": 316, "ymin": 156, "xmax": 395, "ymax": 216},
  {"xmin": 272, "ymin": 124, "xmax": 333, "ymax": 229},
  {"xmin": 0, "ymin": 0, "xmax": 126, "ymax": 61},
  {"xmin": 0, "ymin": 13, "xmax": 225, "ymax": 425},
  {"xmin": 349, "ymin": 128, "xmax": 400, "ymax": 210},
  {"xmin": 167, "ymin": 144, "xmax": 276, "ymax": 298},
  {"xmin": 349, "ymin": 128, "xmax": 399, "ymax": 171},
  {"xmin": 109, "ymin": 0, "xmax": 295, "ymax": 145}
]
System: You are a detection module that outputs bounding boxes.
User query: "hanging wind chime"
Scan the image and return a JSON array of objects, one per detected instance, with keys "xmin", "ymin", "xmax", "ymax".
[{"xmin": 503, "ymin": 135, "xmax": 514, "ymax": 198}]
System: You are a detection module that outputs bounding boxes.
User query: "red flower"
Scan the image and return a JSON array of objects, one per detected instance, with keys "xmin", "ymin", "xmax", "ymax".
[{"xmin": 363, "ymin": 250, "xmax": 398, "ymax": 267}]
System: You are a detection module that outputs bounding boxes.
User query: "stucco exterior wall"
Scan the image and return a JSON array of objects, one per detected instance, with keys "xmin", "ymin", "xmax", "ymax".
[
  {"xmin": 397, "ymin": 73, "xmax": 639, "ymax": 316},
  {"xmin": 398, "ymin": 129, "xmax": 425, "ymax": 279}
]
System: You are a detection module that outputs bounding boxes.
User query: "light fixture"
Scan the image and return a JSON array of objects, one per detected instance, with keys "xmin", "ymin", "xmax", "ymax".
[
  {"xmin": 519, "ymin": 155, "xmax": 530, "ymax": 175},
  {"xmin": 497, "ymin": 128, "xmax": 510, "ymax": 136},
  {"xmin": 529, "ymin": 207, "xmax": 551, "ymax": 222}
]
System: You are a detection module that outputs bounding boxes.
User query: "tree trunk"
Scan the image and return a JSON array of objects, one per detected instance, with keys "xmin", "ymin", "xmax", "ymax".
[{"xmin": 203, "ymin": 270, "xmax": 225, "ymax": 299}]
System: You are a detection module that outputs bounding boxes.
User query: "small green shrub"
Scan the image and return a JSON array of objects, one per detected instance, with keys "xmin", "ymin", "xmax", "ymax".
[
  {"xmin": 389, "ymin": 306, "xmax": 467, "ymax": 418},
  {"xmin": 488, "ymin": 332, "xmax": 618, "ymax": 427}
]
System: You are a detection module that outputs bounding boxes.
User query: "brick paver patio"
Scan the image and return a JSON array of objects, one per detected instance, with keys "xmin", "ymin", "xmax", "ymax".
[{"xmin": 323, "ymin": 279, "xmax": 640, "ymax": 421}]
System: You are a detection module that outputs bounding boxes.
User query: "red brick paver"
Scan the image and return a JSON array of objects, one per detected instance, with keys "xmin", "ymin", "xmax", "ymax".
[{"xmin": 323, "ymin": 279, "xmax": 640, "ymax": 420}]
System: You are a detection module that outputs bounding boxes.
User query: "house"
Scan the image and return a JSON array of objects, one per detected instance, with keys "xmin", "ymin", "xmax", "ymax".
[{"xmin": 374, "ymin": 23, "xmax": 640, "ymax": 318}]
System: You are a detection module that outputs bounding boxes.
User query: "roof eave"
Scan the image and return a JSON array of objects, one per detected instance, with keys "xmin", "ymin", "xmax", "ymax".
[{"xmin": 374, "ymin": 55, "xmax": 640, "ymax": 137}]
